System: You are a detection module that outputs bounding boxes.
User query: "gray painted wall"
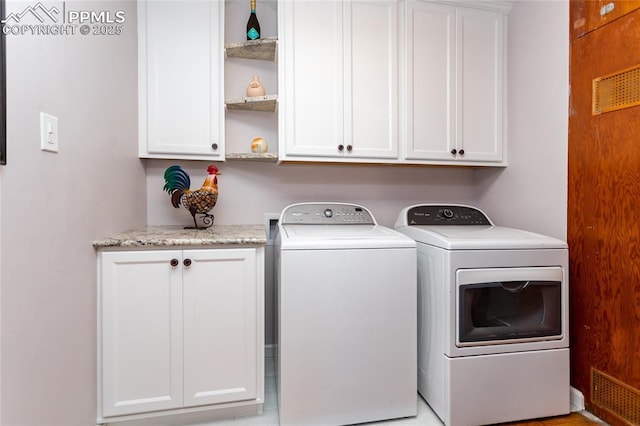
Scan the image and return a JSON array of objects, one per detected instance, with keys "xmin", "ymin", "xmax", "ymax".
[{"xmin": 0, "ymin": 1, "xmax": 146, "ymax": 424}]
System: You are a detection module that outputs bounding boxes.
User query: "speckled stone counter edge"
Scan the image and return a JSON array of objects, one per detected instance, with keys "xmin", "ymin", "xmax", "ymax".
[{"xmin": 93, "ymin": 225, "xmax": 267, "ymax": 248}]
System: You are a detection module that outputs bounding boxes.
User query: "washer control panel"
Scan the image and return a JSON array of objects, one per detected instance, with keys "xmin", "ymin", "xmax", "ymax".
[
  {"xmin": 281, "ymin": 203, "xmax": 376, "ymax": 225},
  {"xmin": 406, "ymin": 205, "xmax": 491, "ymax": 225}
]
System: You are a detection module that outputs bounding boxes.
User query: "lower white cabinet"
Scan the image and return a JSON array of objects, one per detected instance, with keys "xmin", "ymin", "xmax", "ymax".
[{"xmin": 97, "ymin": 247, "xmax": 264, "ymax": 423}]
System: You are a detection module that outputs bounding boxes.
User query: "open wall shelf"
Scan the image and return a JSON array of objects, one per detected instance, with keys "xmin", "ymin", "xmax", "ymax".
[
  {"xmin": 225, "ymin": 152, "xmax": 278, "ymax": 162},
  {"xmin": 224, "ymin": 35, "xmax": 279, "ymax": 160},
  {"xmin": 225, "ymin": 95, "xmax": 278, "ymax": 112},
  {"xmin": 224, "ymin": 37, "xmax": 277, "ymax": 61}
]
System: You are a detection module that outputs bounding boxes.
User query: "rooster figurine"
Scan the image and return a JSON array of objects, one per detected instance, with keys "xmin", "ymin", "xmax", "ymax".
[{"xmin": 163, "ymin": 164, "xmax": 220, "ymax": 229}]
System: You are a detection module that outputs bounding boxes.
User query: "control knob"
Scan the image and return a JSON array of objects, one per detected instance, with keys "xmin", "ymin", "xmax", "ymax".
[{"xmin": 441, "ymin": 208, "xmax": 454, "ymax": 219}]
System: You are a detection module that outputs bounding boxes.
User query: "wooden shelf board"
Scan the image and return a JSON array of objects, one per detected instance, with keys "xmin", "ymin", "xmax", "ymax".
[
  {"xmin": 225, "ymin": 95, "xmax": 278, "ymax": 112},
  {"xmin": 226, "ymin": 152, "xmax": 279, "ymax": 162},
  {"xmin": 225, "ymin": 37, "xmax": 277, "ymax": 61}
]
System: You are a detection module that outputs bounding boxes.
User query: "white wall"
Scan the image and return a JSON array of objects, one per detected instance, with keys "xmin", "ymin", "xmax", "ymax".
[
  {"xmin": 0, "ymin": 169, "xmax": 3, "ymax": 424},
  {"xmin": 0, "ymin": 1, "xmax": 146, "ymax": 425},
  {"xmin": 146, "ymin": 160, "xmax": 479, "ymax": 227},
  {"xmin": 475, "ymin": 0, "xmax": 569, "ymax": 241}
]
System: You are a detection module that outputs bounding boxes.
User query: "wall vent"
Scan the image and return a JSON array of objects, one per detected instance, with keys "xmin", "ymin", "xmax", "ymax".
[
  {"xmin": 593, "ymin": 64, "xmax": 640, "ymax": 114},
  {"xmin": 591, "ymin": 367, "xmax": 640, "ymax": 425}
]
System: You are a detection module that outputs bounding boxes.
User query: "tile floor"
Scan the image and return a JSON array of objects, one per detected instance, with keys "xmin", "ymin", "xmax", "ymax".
[{"xmin": 204, "ymin": 357, "xmax": 603, "ymax": 426}]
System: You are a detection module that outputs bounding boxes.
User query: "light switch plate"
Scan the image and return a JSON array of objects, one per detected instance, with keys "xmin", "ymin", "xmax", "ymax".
[{"xmin": 40, "ymin": 112, "xmax": 59, "ymax": 153}]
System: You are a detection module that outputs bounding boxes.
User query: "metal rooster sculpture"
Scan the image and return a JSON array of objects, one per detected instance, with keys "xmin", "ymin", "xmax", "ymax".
[{"xmin": 163, "ymin": 164, "xmax": 220, "ymax": 229}]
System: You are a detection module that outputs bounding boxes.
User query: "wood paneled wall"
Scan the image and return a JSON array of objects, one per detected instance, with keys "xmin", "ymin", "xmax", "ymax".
[
  {"xmin": 569, "ymin": 2, "xmax": 640, "ymax": 424},
  {"xmin": 571, "ymin": 0, "xmax": 640, "ymax": 38}
]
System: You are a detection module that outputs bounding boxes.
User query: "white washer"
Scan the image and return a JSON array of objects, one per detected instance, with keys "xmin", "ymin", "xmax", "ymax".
[
  {"xmin": 394, "ymin": 204, "xmax": 570, "ymax": 426},
  {"xmin": 276, "ymin": 202, "xmax": 417, "ymax": 426}
]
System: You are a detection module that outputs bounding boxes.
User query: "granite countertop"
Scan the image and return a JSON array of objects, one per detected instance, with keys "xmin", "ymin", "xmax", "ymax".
[{"xmin": 93, "ymin": 225, "xmax": 267, "ymax": 248}]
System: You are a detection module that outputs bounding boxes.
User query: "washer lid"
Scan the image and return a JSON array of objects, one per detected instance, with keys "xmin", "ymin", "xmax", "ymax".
[
  {"xmin": 396, "ymin": 225, "xmax": 567, "ymax": 250},
  {"xmin": 280, "ymin": 224, "xmax": 416, "ymax": 250}
]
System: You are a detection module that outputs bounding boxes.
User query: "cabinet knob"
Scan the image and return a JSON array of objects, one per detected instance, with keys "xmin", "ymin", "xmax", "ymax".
[
  {"xmin": 458, "ymin": 149, "xmax": 465, "ymax": 155},
  {"xmin": 183, "ymin": 258, "xmax": 192, "ymax": 267},
  {"xmin": 338, "ymin": 144, "xmax": 344, "ymax": 151},
  {"xmin": 451, "ymin": 149, "xmax": 457, "ymax": 155},
  {"xmin": 346, "ymin": 145, "xmax": 353, "ymax": 152},
  {"xmin": 211, "ymin": 143, "xmax": 218, "ymax": 150},
  {"xmin": 170, "ymin": 259, "xmax": 179, "ymax": 267}
]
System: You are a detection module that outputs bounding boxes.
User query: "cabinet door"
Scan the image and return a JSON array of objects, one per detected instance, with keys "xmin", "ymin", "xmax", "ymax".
[
  {"xmin": 100, "ymin": 250, "xmax": 183, "ymax": 417},
  {"xmin": 348, "ymin": 0, "xmax": 399, "ymax": 159},
  {"xmin": 404, "ymin": 1, "xmax": 455, "ymax": 160},
  {"xmin": 182, "ymin": 249, "xmax": 259, "ymax": 406},
  {"xmin": 280, "ymin": 0, "xmax": 398, "ymax": 161},
  {"xmin": 138, "ymin": 1, "xmax": 224, "ymax": 160},
  {"xmin": 280, "ymin": 1, "xmax": 344, "ymax": 158},
  {"xmin": 456, "ymin": 6, "xmax": 504, "ymax": 162}
]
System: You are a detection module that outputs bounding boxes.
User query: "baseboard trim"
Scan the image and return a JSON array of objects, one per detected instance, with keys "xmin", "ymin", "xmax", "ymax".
[{"xmin": 570, "ymin": 386, "xmax": 585, "ymax": 412}]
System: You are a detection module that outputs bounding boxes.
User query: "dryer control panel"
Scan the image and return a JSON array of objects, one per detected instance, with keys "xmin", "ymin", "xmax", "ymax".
[
  {"xmin": 407, "ymin": 205, "xmax": 492, "ymax": 226},
  {"xmin": 280, "ymin": 203, "xmax": 376, "ymax": 225}
]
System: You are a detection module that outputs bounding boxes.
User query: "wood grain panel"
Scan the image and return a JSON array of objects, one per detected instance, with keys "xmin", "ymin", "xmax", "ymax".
[
  {"xmin": 506, "ymin": 411, "xmax": 603, "ymax": 425},
  {"xmin": 569, "ymin": 6, "xmax": 640, "ymax": 425},
  {"xmin": 571, "ymin": 0, "xmax": 640, "ymax": 40}
]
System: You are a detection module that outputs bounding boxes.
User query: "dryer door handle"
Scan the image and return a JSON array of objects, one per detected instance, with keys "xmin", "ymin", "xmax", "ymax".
[{"xmin": 501, "ymin": 281, "xmax": 530, "ymax": 293}]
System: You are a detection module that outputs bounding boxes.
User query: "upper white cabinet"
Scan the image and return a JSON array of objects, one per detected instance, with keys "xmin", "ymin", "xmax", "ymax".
[
  {"xmin": 138, "ymin": 1, "xmax": 225, "ymax": 160},
  {"xmin": 136, "ymin": 0, "xmax": 509, "ymax": 166},
  {"xmin": 278, "ymin": 0, "xmax": 399, "ymax": 163},
  {"xmin": 402, "ymin": 1, "xmax": 510, "ymax": 165}
]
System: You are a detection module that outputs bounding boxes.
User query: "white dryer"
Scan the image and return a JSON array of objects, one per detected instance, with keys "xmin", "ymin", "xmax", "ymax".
[
  {"xmin": 394, "ymin": 204, "xmax": 570, "ymax": 426},
  {"xmin": 276, "ymin": 202, "xmax": 417, "ymax": 426}
]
